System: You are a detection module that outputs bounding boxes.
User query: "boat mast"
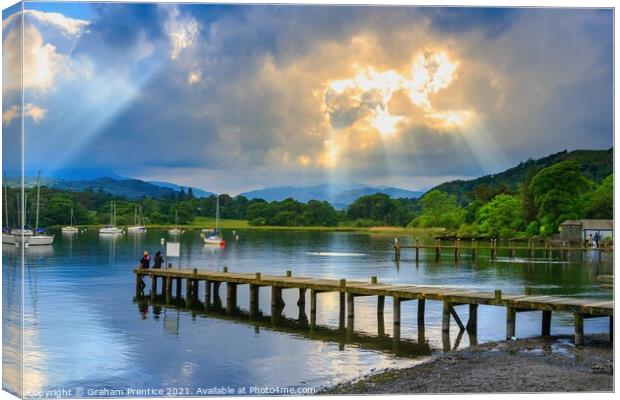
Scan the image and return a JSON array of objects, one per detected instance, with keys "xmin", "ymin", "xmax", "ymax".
[
  {"xmin": 215, "ymin": 194, "xmax": 220, "ymax": 231},
  {"xmin": 3, "ymin": 174, "xmax": 9, "ymax": 229},
  {"xmin": 35, "ymin": 172, "xmax": 41, "ymax": 230}
]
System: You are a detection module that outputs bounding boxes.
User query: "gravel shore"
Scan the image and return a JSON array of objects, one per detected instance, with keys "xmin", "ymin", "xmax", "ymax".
[{"xmin": 321, "ymin": 335, "xmax": 613, "ymax": 394}]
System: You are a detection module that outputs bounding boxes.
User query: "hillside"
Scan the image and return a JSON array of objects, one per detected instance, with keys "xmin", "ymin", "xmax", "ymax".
[
  {"xmin": 430, "ymin": 148, "xmax": 613, "ymax": 204},
  {"xmin": 241, "ymin": 184, "xmax": 423, "ymax": 208}
]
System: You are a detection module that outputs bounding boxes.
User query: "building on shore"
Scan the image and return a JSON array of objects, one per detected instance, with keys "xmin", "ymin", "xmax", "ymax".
[{"xmin": 559, "ymin": 219, "xmax": 613, "ymax": 243}]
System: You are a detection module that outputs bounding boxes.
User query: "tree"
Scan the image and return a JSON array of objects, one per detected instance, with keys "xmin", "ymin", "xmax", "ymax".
[
  {"xmin": 409, "ymin": 190, "xmax": 464, "ymax": 229},
  {"xmin": 476, "ymin": 194, "xmax": 525, "ymax": 237},
  {"xmin": 584, "ymin": 174, "xmax": 613, "ymax": 219},
  {"xmin": 529, "ymin": 161, "xmax": 592, "ymax": 234},
  {"xmin": 347, "ymin": 193, "xmax": 396, "ymax": 225},
  {"xmin": 303, "ymin": 200, "xmax": 339, "ymax": 226}
]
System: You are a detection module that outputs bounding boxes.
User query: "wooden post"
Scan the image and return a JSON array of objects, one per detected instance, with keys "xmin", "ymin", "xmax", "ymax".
[
  {"xmin": 435, "ymin": 239, "xmax": 441, "ymax": 261},
  {"xmin": 393, "ymin": 297, "xmax": 401, "ymax": 341},
  {"xmin": 185, "ymin": 279, "xmax": 192, "ymax": 302},
  {"xmin": 297, "ymin": 288, "xmax": 306, "ymax": 306},
  {"xmin": 204, "ymin": 280, "xmax": 211, "ymax": 306},
  {"xmin": 165, "ymin": 276, "xmax": 172, "ymax": 303},
  {"xmin": 193, "ymin": 280, "xmax": 200, "ymax": 302},
  {"xmin": 574, "ymin": 313, "xmax": 584, "ymax": 346},
  {"xmin": 176, "ymin": 278, "xmax": 182, "ymax": 298},
  {"xmin": 455, "ymin": 238, "xmax": 460, "ymax": 261},
  {"xmin": 494, "ymin": 289, "xmax": 502, "ymax": 303},
  {"xmin": 226, "ymin": 282, "xmax": 237, "ymax": 314},
  {"xmin": 609, "ymin": 316, "xmax": 613, "ymax": 342},
  {"xmin": 371, "ymin": 276, "xmax": 378, "ymax": 284},
  {"xmin": 542, "ymin": 310, "xmax": 552, "ymax": 336},
  {"xmin": 377, "ymin": 295, "xmax": 385, "ymax": 316},
  {"xmin": 347, "ymin": 293, "xmax": 355, "ymax": 331},
  {"xmin": 417, "ymin": 299, "xmax": 425, "ymax": 327},
  {"xmin": 506, "ymin": 307, "xmax": 516, "ymax": 339},
  {"xmin": 395, "ymin": 239, "xmax": 401, "ymax": 262},
  {"xmin": 509, "ymin": 241, "xmax": 514, "ymax": 258},
  {"xmin": 528, "ymin": 238, "xmax": 533, "ymax": 258},
  {"xmin": 286, "ymin": 270, "xmax": 292, "ymax": 277},
  {"xmin": 223, "ymin": 266, "xmax": 228, "ymax": 273},
  {"xmin": 524, "ymin": 287, "xmax": 532, "ymax": 296},
  {"xmin": 249, "ymin": 284, "xmax": 259, "ymax": 318},
  {"xmin": 135, "ymin": 271, "xmax": 144, "ymax": 297},
  {"xmin": 491, "ymin": 239, "xmax": 497, "ymax": 260},
  {"xmin": 213, "ymin": 282, "xmax": 221, "ymax": 307},
  {"xmin": 467, "ymin": 304, "xmax": 478, "ymax": 333},
  {"xmin": 442, "ymin": 302, "xmax": 451, "ymax": 333},
  {"xmin": 151, "ymin": 274, "xmax": 158, "ymax": 296},
  {"xmin": 415, "ymin": 238, "xmax": 420, "ymax": 261},
  {"xmin": 310, "ymin": 290, "xmax": 317, "ymax": 329},
  {"xmin": 339, "ymin": 292, "xmax": 345, "ymax": 330}
]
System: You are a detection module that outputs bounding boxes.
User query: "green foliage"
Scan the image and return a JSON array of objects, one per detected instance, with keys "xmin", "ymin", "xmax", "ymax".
[
  {"xmin": 408, "ymin": 190, "xmax": 464, "ymax": 229},
  {"xmin": 583, "ymin": 174, "xmax": 613, "ymax": 219},
  {"xmin": 476, "ymin": 194, "xmax": 524, "ymax": 237},
  {"xmin": 529, "ymin": 161, "xmax": 593, "ymax": 233}
]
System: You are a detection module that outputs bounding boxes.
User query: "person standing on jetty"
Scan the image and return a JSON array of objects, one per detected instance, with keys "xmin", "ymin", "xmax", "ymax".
[
  {"xmin": 594, "ymin": 232, "xmax": 601, "ymax": 248},
  {"xmin": 153, "ymin": 251, "xmax": 164, "ymax": 269},
  {"xmin": 140, "ymin": 251, "xmax": 150, "ymax": 269}
]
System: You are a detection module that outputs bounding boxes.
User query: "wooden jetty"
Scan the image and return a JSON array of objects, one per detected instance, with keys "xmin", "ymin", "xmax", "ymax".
[
  {"xmin": 393, "ymin": 238, "xmax": 611, "ymax": 263},
  {"xmin": 134, "ymin": 266, "xmax": 612, "ymax": 346}
]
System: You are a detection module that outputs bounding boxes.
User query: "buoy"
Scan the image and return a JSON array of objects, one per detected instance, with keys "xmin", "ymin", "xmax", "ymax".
[
  {"xmin": 160, "ymin": 238, "xmax": 165, "ymax": 244},
  {"xmin": 235, "ymin": 235, "xmax": 239, "ymax": 241}
]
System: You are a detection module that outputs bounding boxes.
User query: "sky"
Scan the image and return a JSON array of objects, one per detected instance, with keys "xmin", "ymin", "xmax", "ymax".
[{"xmin": 1, "ymin": 2, "xmax": 613, "ymax": 195}]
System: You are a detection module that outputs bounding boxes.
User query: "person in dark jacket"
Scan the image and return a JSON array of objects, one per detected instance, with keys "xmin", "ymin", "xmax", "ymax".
[
  {"xmin": 153, "ymin": 251, "xmax": 164, "ymax": 269},
  {"xmin": 140, "ymin": 251, "xmax": 150, "ymax": 269}
]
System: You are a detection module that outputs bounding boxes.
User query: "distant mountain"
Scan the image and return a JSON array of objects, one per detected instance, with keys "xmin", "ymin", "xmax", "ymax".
[
  {"xmin": 30, "ymin": 167, "xmax": 126, "ymax": 180},
  {"xmin": 429, "ymin": 148, "xmax": 613, "ymax": 204},
  {"xmin": 148, "ymin": 181, "xmax": 213, "ymax": 198},
  {"xmin": 241, "ymin": 184, "xmax": 423, "ymax": 208},
  {"xmin": 46, "ymin": 178, "xmax": 177, "ymax": 199}
]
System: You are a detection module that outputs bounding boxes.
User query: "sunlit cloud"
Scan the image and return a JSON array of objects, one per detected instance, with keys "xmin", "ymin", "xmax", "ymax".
[
  {"xmin": 163, "ymin": 5, "xmax": 199, "ymax": 60},
  {"xmin": 187, "ymin": 69, "xmax": 202, "ymax": 84},
  {"xmin": 2, "ymin": 103, "xmax": 48, "ymax": 126}
]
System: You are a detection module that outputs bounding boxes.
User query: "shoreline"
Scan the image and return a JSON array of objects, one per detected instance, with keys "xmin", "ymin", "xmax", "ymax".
[{"xmin": 320, "ymin": 335, "xmax": 613, "ymax": 394}]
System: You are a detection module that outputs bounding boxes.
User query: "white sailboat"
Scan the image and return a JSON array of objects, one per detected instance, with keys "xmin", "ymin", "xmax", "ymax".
[
  {"xmin": 24, "ymin": 174, "xmax": 54, "ymax": 246},
  {"xmin": 99, "ymin": 202, "xmax": 123, "ymax": 235},
  {"xmin": 127, "ymin": 205, "xmax": 147, "ymax": 233},
  {"xmin": 168, "ymin": 210, "xmax": 183, "ymax": 235},
  {"xmin": 61, "ymin": 208, "xmax": 79, "ymax": 234},
  {"xmin": 203, "ymin": 195, "xmax": 225, "ymax": 246}
]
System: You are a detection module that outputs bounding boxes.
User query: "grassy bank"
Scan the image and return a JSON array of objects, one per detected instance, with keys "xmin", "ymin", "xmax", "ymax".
[{"xmin": 55, "ymin": 217, "xmax": 445, "ymax": 236}]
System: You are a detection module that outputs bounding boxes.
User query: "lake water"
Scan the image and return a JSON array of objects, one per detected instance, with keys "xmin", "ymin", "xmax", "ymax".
[{"xmin": 2, "ymin": 229, "xmax": 613, "ymax": 397}]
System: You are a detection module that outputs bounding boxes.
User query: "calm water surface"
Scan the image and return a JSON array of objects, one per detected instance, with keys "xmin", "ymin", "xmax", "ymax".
[{"xmin": 2, "ymin": 229, "xmax": 613, "ymax": 397}]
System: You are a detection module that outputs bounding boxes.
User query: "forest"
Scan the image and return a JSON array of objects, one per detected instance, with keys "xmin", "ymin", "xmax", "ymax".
[{"xmin": 2, "ymin": 157, "xmax": 613, "ymax": 238}]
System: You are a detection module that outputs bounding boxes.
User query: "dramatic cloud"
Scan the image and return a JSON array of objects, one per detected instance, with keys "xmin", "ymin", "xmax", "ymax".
[
  {"xmin": 3, "ymin": 4, "xmax": 612, "ymax": 194},
  {"xmin": 2, "ymin": 103, "xmax": 48, "ymax": 126}
]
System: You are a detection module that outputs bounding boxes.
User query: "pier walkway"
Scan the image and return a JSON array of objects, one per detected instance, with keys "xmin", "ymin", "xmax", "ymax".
[{"xmin": 134, "ymin": 266, "xmax": 613, "ymax": 346}]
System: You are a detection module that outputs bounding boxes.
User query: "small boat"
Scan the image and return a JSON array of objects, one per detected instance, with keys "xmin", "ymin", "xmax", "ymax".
[
  {"xmin": 168, "ymin": 210, "xmax": 183, "ymax": 235},
  {"xmin": 2, "ymin": 231, "xmax": 16, "ymax": 245},
  {"xmin": 99, "ymin": 202, "xmax": 123, "ymax": 235},
  {"xmin": 203, "ymin": 195, "xmax": 225, "ymax": 246},
  {"xmin": 61, "ymin": 208, "xmax": 79, "ymax": 234},
  {"xmin": 127, "ymin": 205, "xmax": 147, "ymax": 233}
]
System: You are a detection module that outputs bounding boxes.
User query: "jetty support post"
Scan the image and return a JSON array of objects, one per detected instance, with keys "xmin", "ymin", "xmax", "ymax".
[
  {"xmin": 506, "ymin": 307, "xmax": 516, "ymax": 339},
  {"xmin": 467, "ymin": 304, "xmax": 478, "ymax": 334},
  {"xmin": 165, "ymin": 275, "xmax": 172, "ymax": 304},
  {"xmin": 309, "ymin": 289, "xmax": 318, "ymax": 329},
  {"xmin": 346, "ymin": 287, "xmax": 354, "ymax": 331},
  {"xmin": 226, "ymin": 282, "xmax": 237, "ymax": 314},
  {"xmin": 150, "ymin": 273, "xmax": 157, "ymax": 299},
  {"xmin": 455, "ymin": 238, "xmax": 460, "ymax": 261},
  {"xmin": 297, "ymin": 288, "xmax": 306, "ymax": 306},
  {"xmin": 339, "ymin": 291, "xmax": 346, "ymax": 330},
  {"xmin": 417, "ymin": 298, "xmax": 425, "ymax": 327},
  {"xmin": 435, "ymin": 239, "xmax": 441, "ymax": 261},
  {"xmin": 135, "ymin": 270, "xmax": 145, "ymax": 298},
  {"xmin": 249, "ymin": 284, "xmax": 259, "ymax": 318},
  {"xmin": 574, "ymin": 313, "xmax": 584, "ymax": 346},
  {"xmin": 542, "ymin": 310, "xmax": 552, "ymax": 336},
  {"xmin": 394, "ymin": 238, "xmax": 401, "ymax": 262},
  {"xmin": 393, "ymin": 297, "xmax": 401, "ymax": 341}
]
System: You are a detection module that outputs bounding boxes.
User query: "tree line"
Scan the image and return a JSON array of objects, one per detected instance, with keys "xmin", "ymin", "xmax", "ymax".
[{"xmin": 2, "ymin": 160, "xmax": 612, "ymax": 237}]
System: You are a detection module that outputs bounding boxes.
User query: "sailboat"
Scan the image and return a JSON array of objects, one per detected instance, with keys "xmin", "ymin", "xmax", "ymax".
[
  {"xmin": 23, "ymin": 174, "xmax": 54, "ymax": 246},
  {"xmin": 61, "ymin": 208, "xmax": 79, "ymax": 234},
  {"xmin": 99, "ymin": 202, "xmax": 123, "ymax": 234},
  {"xmin": 168, "ymin": 210, "xmax": 183, "ymax": 235},
  {"xmin": 2, "ymin": 177, "xmax": 16, "ymax": 245},
  {"xmin": 127, "ymin": 205, "xmax": 147, "ymax": 233},
  {"xmin": 203, "ymin": 195, "xmax": 225, "ymax": 246}
]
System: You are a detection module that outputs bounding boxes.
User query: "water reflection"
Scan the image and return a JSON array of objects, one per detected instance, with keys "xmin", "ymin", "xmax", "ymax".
[
  {"xmin": 135, "ymin": 295, "xmax": 433, "ymax": 359},
  {"xmin": 5, "ymin": 229, "xmax": 613, "ymax": 394}
]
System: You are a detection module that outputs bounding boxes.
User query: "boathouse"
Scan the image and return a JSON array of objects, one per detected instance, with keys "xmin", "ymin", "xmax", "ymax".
[{"xmin": 559, "ymin": 219, "xmax": 613, "ymax": 242}]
